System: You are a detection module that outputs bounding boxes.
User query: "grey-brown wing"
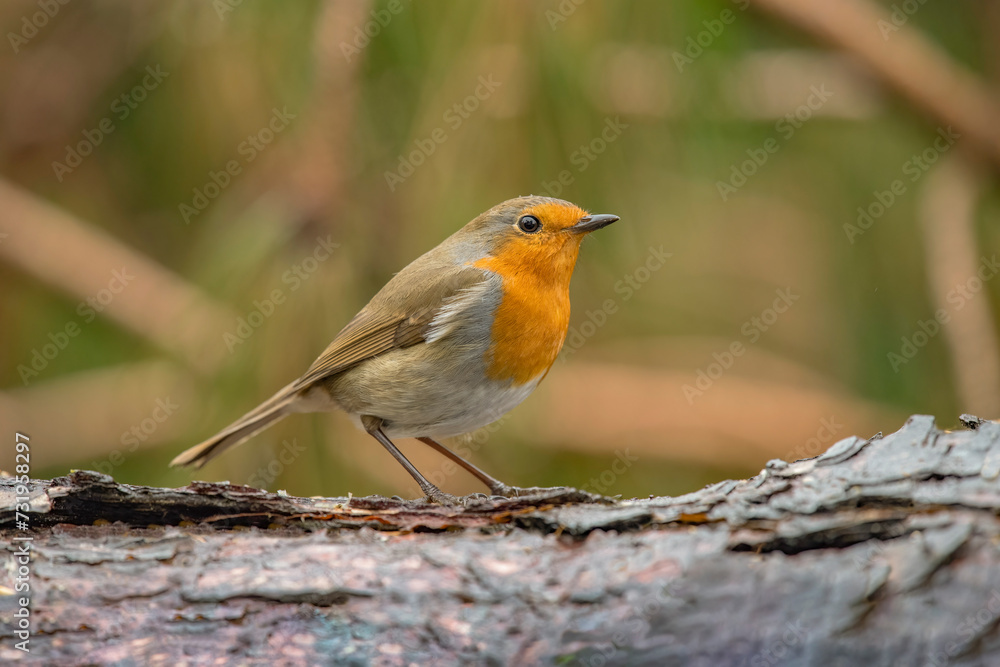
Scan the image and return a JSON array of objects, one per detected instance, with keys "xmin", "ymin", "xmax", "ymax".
[{"xmin": 292, "ymin": 266, "xmax": 487, "ymax": 388}]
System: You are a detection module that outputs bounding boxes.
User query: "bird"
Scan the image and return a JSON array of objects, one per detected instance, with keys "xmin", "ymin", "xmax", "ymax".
[{"xmin": 171, "ymin": 196, "xmax": 619, "ymax": 503}]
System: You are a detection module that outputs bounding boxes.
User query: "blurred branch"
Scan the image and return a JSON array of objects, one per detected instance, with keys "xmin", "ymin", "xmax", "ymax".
[
  {"xmin": 519, "ymin": 359, "xmax": 900, "ymax": 470},
  {"xmin": 755, "ymin": 0, "xmax": 1000, "ymax": 413},
  {"xmin": 0, "ymin": 179, "xmax": 237, "ymax": 370},
  {"xmin": 194, "ymin": 2, "xmax": 368, "ymax": 244},
  {"xmin": 755, "ymin": 0, "xmax": 1000, "ymax": 170},
  {"xmin": 1, "ymin": 1, "xmax": 165, "ymax": 151},
  {"xmin": 919, "ymin": 152, "xmax": 1000, "ymax": 415},
  {"xmin": 283, "ymin": 0, "xmax": 370, "ymax": 225},
  {"xmin": 0, "ymin": 361, "xmax": 193, "ymax": 469}
]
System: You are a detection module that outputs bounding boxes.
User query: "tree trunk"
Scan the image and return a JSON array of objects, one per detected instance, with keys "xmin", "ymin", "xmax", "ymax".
[{"xmin": 3, "ymin": 414, "xmax": 1000, "ymax": 665}]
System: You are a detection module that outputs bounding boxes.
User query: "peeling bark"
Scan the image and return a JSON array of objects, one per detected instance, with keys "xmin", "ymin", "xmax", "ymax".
[{"xmin": 3, "ymin": 415, "xmax": 1000, "ymax": 665}]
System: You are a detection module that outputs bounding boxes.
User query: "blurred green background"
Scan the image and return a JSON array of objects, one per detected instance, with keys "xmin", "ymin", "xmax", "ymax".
[{"xmin": 2, "ymin": 0, "xmax": 999, "ymax": 499}]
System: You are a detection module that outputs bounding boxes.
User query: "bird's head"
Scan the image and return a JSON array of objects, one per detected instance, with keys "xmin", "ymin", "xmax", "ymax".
[{"xmin": 458, "ymin": 196, "xmax": 618, "ymax": 284}]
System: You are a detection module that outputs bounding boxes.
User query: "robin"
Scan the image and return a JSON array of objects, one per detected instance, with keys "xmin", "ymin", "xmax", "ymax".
[{"xmin": 171, "ymin": 196, "xmax": 619, "ymax": 503}]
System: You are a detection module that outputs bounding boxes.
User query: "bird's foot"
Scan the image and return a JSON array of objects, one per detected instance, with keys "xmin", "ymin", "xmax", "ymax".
[
  {"xmin": 486, "ymin": 482, "xmax": 517, "ymax": 498},
  {"xmin": 487, "ymin": 484, "xmax": 562, "ymax": 499},
  {"xmin": 420, "ymin": 486, "xmax": 463, "ymax": 506}
]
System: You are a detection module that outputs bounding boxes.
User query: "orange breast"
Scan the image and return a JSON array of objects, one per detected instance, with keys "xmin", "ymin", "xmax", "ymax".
[{"xmin": 473, "ymin": 238, "xmax": 580, "ymax": 384}]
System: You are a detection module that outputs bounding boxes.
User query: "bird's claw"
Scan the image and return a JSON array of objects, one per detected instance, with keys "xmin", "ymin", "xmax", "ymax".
[{"xmin": 421, "ymin": 487, "xmax": 462, "ymax": 506}]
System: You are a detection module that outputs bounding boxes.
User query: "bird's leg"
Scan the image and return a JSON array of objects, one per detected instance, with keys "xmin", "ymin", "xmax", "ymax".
[
  {"xmin": 416, "ymin": 436, "xmax": 518, "ymax": 498},
  {"xmin": 361, "ymin": 416, "xmax": 459, "ymax": 505}
]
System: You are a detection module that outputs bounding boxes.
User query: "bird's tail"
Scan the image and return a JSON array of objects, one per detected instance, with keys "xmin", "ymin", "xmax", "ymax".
[{"xmin": 170, "ymin": 381, "xmax": 302, "ymax": 469}]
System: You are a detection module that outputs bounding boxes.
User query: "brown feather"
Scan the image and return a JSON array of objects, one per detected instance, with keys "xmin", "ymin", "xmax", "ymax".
[{"xmin": 293, "ymin": 268, "xmax": 487, "ymax": 388}]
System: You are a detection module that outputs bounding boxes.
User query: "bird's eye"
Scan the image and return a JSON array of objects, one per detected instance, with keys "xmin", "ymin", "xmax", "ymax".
[{"xmin": 517, "ymin": 215, "xmax": 541, "ymax": 233}]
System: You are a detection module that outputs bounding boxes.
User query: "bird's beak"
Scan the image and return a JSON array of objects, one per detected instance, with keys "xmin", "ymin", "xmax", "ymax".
[{"xmin": 570, "ymin": 214, "xmax": 620, "ymax": 234}]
